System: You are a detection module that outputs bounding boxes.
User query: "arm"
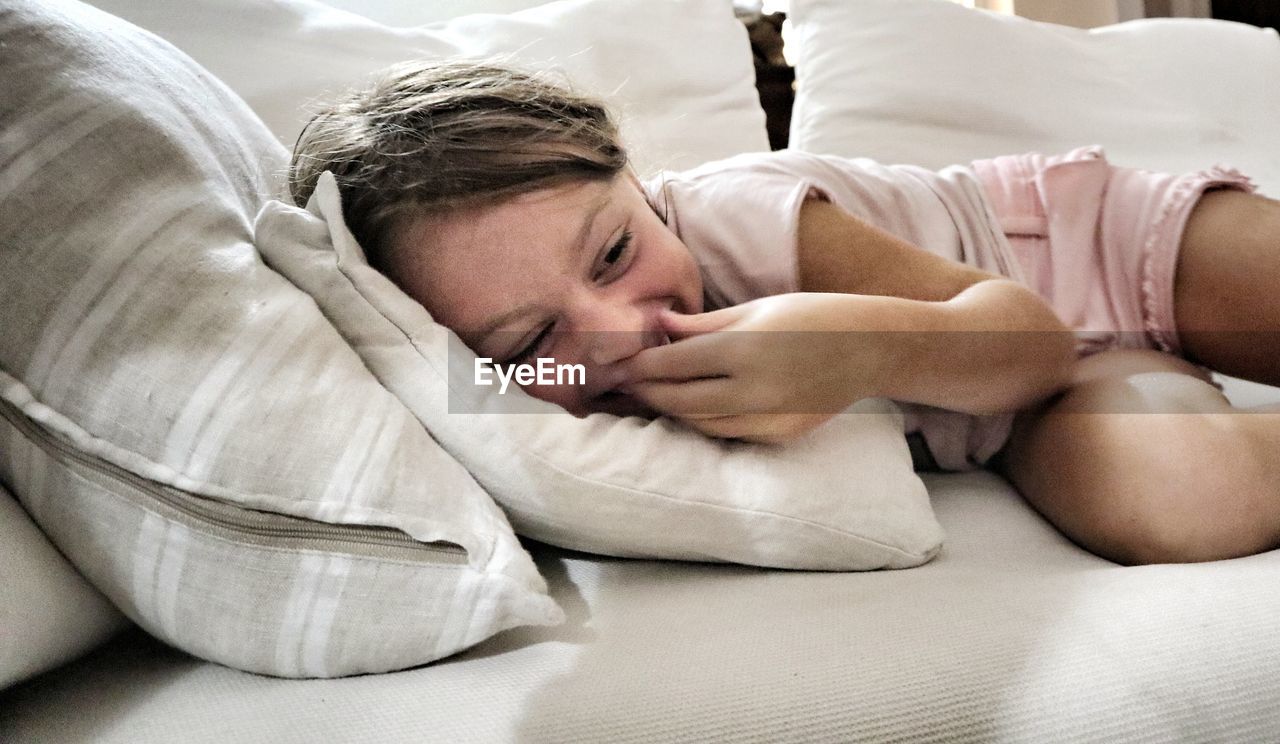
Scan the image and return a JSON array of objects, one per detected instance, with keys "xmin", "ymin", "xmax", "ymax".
[
  {"xmin": 797, "ymin": 197, "xmax": 1076, "ymax": 413},
  {"xmin": 857, "ymin": 280, "xmax": 1076, "ymax": 415}
]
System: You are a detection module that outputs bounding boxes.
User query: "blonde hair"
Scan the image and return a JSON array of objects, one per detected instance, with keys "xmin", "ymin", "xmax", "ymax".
[{"xmin": 288, "ymin": 59, "xmax": 629, "ymax": 272}]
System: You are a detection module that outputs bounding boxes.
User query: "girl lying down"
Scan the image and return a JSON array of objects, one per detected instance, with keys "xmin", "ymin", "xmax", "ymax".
[{"xmin": 289, "ymin": 60, "xmax": 1280, "ymax": 567}]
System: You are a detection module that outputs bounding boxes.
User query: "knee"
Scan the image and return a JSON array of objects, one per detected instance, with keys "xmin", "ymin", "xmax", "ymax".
[
  {"xmin": 1078, "ymin": 415, "xmax": 1277, "ymax": 565},
  {"xmin": 1003, "ymin": 369, "xmax": 1279, "ymax": 566}
]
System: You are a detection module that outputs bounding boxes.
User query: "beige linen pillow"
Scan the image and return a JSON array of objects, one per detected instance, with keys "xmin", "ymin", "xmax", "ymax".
[
  {"xmin": 0, "ymin": 0, "xmax": 559, "ymax": 678},
  {"xmin": 88, "ymin": 0, "xmax": 770, "ymax": 176},
  {"xmin": 254, "ymin": 173, "xmax": 945, "ymax": 571}
]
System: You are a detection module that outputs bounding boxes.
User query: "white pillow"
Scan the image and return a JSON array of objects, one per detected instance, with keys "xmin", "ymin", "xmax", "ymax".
[
  {"xmin": 789, "ymin": 0, "xmax": 1280, "ymax": 196},
  {"xmin": 0, "ymin": 0, "xmax": 558, "ymax": 679},
  {"xmin": 254, "ymin": 173, "xmax": 945, "ymax": 572},
  {"xmin": 315, "ymin": 0, "xmax": 551, "ymax": 26},
  {"xmin": 88, "ymin": 0, "xmax": 771, "ymax": 176},
  {"xmin": 0, "ymin": 484, "xmax": 129, "ymax": 690}
]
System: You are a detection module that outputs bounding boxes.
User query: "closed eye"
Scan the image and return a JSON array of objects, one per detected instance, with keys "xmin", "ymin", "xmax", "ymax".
[{"xmin": 503, "ymin": 323, "xmax": 554, "ymax": 365}]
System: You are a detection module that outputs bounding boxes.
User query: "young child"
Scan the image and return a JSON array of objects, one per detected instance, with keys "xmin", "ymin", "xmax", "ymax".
[{"xmin": 289, "ymin": 60, "xmax": 1280, "ymax": 567}]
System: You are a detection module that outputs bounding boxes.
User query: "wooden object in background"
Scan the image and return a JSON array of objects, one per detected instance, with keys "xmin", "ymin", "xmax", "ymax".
[
  {"xmin": 739, "ymin": 10, "xmax": 794, "ymax": 151},
  {"xmin": 1211, "ymin": 0, "xmax": 1280, "ymax": 28}
]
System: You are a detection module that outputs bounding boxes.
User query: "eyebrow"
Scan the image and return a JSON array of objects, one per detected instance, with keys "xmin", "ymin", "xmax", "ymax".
[{"xmin": 475, "ymin": 190, "xmax": 612, "ymax": 343}]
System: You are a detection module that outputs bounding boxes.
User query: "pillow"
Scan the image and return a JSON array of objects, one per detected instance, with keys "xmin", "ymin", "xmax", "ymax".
[
  {"xmin": 254, "ymin": 173, "xmax": 945, "ymax": 571},
  {"xmin": 315, "ymin": 0, "xmax": 553, "ymax": 26},
  {"xmin": 0, "ymin": 484, "xmax": 129, "ymax": 690},
  {"xmin": 0, "ymin": 0, "xmax": 559, "ymax": 679},
  {"xmin": 788, "ymin": 0, "xmax": 1280, "ymax": 197},
  {"xmin": 87, "ymin": 0, "xmax": 771, "ymax": 176}
]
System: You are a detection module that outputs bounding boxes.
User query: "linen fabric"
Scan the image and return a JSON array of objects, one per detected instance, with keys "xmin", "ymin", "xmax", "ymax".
[
  {"xmin": 254, "ymin": 172, "xmax": 944, "ymax": 572},
  {"xmin": 6, "ymin": 472, "xmax": 1280, "ymax": 742},
  {"xmin": 0, "ymin": 0, "xmax": 559, "ymax": 678},
  {"xmin": 87, "ymin": 0, "xmax": 771, "ymax": 177},
  {"xmin": 0, "ymin": 484, "xmax": 129, "ymax": 690}
]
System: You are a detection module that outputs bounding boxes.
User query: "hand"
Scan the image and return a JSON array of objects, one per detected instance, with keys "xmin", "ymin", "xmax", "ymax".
[{"xmin": 615, "ymin": 293, "xmax": 889, "ymax": 443}]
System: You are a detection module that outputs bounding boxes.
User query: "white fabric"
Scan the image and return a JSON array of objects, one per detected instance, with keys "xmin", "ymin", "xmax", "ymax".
[
  {"xmin": 254, "ymin": 173, "xmax": 944, "ymax": 571},
  {"xmin": 315, "ymin": 0, "xmax": 551, "ymax": 27},
  {"xmin": 5, "ymin": 472, "xmax": 1280, "ymax": 742},
  {"xmin": 87, "ymin": 0, "xmax": 771, "ymax": 177},
  {"xmin": 789, "ymin": 0, "xmax": 1280, "ymax": 198},
  {"xmin": 0, "ymin": 0, "xmax": 558, "ymax": 679},
  {"xmin": 0, "ymin": 484, "xmax": 129, "ymax": 690}
]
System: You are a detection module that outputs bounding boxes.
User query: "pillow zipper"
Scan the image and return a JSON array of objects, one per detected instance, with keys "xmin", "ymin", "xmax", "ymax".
[{"xmin": 0, "ymin": 397, "xmax": 466, "ymax": 564}]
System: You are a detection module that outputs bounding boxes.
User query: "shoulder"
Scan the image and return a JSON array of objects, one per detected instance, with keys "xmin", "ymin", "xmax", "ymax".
[
  {"xmin": 641, "ymin": 151, "xmax": 853, "ymax": 308},
  {"xmin": 641, "ymin": 149, "xmax": 933, "ymax": 236},
  {"xmin": 641, "ymin": 149, "xmax": 886, "ymax": 236},
  {"xmin": 644, "ymin": 149, "xmax": 875, "ymax": 195}
]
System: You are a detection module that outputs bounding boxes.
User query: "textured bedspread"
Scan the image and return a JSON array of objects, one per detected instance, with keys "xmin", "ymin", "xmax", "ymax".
[{"xmin": 5, "ymin": 463, "xmax": 1279, "ymax": 743}]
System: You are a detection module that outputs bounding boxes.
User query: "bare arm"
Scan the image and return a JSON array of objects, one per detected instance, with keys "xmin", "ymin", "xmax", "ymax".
[
  {"xmin": 798, "ymin": 198, "xmax": 1076, "ymax": 414},
  {"xmin": 851, "ymin": 281, "xmax": 1077, "ymax": 414}
]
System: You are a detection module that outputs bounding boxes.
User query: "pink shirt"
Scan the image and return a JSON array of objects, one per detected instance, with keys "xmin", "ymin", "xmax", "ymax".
[{"xmin": 643, "ymin": 149, "xmax": 1020, "ymax": 472}]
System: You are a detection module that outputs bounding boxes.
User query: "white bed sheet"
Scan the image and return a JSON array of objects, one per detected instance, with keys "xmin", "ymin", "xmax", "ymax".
[{"xmin": 4, "ymin": 468, "xmax": 1279, "ymax": 743}]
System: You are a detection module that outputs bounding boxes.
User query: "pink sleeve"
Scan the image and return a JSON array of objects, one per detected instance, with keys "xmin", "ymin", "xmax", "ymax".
[{"xmin": 646, "ymin": 152, "xmax": 830, "ymax": 309}]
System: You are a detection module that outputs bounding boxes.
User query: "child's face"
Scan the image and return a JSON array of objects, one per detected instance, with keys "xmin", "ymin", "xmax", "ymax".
[{"xmin": 389, "ymin": 174, "xmax": 704, "ymax": 416}]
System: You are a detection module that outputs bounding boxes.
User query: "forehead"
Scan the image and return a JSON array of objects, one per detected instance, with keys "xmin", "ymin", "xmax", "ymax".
[
  {"xmin": 389, "ymin": 179, "xmax": 616, "ymax": 330},
  {"xmin": 426, "ymin": 181, "xmax": 608, "ymax": 255}
]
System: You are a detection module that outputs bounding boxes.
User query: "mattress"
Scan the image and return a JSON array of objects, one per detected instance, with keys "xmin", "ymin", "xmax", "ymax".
[{"xmin": 4, "ymin": 436, "xmax": 1279, "ymax": 742}]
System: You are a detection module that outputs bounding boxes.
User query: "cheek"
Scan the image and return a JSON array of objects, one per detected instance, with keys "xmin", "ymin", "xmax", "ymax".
[
  {"xmin": 514, "ymin": 335, "xmax": 595, "ymax": 414},
  {"xmin": 637, "ymin": 226, "xmax": 703, "ymax": 310}
]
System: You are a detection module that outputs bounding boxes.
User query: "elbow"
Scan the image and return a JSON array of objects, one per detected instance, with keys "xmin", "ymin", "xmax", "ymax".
[
  {"xmin": 1026, "ymin": 291, "xmax": 1078, "ymax": 402},
  {"xmin": 950, "ymin": 280, "xmax": 1078, "ymax": 414},
  {"xmin": 1005, "ymin": 307, "xmax": 1077, "ymax": 414},
  {"xmin": 966, "ymin": 341, "xmax": 1074, "ymax": 416},
  {"xmin": 1020, "ymin": 331, "xmax": 1077, "ymax": 411}
]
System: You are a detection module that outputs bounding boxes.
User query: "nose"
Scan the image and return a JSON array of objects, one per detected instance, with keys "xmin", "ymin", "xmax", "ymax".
[{"xmin": 566, "ymin": 292, "xmax": 668, "ymax": 367}]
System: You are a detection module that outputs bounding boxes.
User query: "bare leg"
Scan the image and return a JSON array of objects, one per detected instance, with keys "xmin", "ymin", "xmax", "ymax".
[
  {"xmin": 1174, "ymin": 189, "xmax": 1280, "ymax": 385},
  {"xmin": 990, "ymin": 349, "xmax": 1280, "ymax": 565},
  {"xmin": 1171, "ymin": 187, "xmax": 1280, "ymax": 512},
  {"xmin": 988, "ymin": 190, "xmax": 1280, "ymax": 565}
]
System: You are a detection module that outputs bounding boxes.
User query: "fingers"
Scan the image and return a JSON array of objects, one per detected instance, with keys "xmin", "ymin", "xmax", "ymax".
[
  {"xmin": 657, "ymin": 306, "xmax": 744, "ymax": 340},
  {"xmin": 612, "ymin": 307, "xmax": 749, "ymax": 382},
  {"xmin": 617, "ymin": 332, "xmax": 738, "ymax": 382},
  {"xmin": 625, "ymin": 374, "xmax": 836, "ymax": 442},
  {"xmin": 626, "ymin": 377, "xmax": 739, "ymax": 415}
]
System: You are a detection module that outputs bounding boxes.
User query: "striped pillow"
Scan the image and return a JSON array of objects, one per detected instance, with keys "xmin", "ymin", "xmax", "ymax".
[{"xmin": 0, "ymin": 0, "xmax": 560, "ymax": 678}]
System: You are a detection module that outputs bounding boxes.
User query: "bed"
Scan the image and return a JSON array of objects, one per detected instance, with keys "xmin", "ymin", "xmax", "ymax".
[{"xmin": 4, "ymin": 0, "xmax": 1280, "ymax": 741}]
